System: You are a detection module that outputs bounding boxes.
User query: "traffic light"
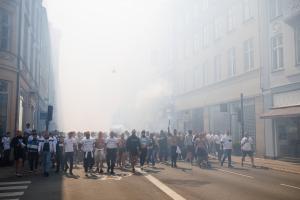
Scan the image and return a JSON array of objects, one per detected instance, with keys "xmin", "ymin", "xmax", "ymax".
[{"xmin": 47, "ymin": 105, "xmax": 53, "ymax": 121}]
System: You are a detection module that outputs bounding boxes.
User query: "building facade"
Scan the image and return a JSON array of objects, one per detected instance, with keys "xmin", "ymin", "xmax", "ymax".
[
  {"xmin": 0, "ymin": 0, "xmax": 56, "ymax": 136},
  {"xmin": 169, "ymin": 0, "xmax": 300, "ymax": 159}
]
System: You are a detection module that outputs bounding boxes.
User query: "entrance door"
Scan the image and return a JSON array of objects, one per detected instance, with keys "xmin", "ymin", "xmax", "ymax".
[{"xmin": 276, "ymin": 117, "xmax": 300, "ymax": 158}]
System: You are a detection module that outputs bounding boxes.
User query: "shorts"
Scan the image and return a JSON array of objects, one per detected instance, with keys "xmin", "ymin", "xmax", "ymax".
[
  {"xmin": 129, "ymin": 150, "xmax": 138, "ymax": 157},
  {"xmin": 14, "ymin": 151, "xmax": 25, "ymax": 161},
  {"xmin": 95, "ymin": 149, "xmax": 106, "ymax": 162},
  {"xmin": 242, "ymin": 150, "xmax": 253, "ymax": 157}
]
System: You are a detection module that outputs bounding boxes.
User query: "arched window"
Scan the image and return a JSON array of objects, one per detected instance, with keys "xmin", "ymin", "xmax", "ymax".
[{"xmin": 0, "ymin": 8, "xmax": 10, "ymax": 51}]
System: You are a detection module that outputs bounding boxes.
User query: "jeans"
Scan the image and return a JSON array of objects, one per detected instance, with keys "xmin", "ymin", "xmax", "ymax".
[
  {"xmin": 171, "ymin": 146, "xmax": 178, "ymax": 167},
  {"xmin": 147, "ymin": 148, "xmax": 156, "ymax": 166},
  {"xmin": 42, "ymin": 151, "xmax": 51, "ymax": 173},
  {"xmin": 221, "ymin": 149, "xmax": 232, "ymax": 166},
  {"xmin": 64, "ymin": 152, "xmax": 74, "ymax": 173},
  {"xmin": 28, "ymin": 152, "xmax": 39, "ymax": 171},
  {"xmin": 84, "ymin": 152, "xmax": 94, "ymax": 173},
  {"xmin": 3, "ymin": 149, "xmax": 10, "ymax": 165},
  {"xmin": 56, "ymin": 153, "xmax": 64, "ymax": 172},
  {"xmin": 140, "ymin": 148, "xmax": 148, "ymax": 167},
  {"xmin": 106, "ymin": 148, "xmax": 117, "ymax": 172}
]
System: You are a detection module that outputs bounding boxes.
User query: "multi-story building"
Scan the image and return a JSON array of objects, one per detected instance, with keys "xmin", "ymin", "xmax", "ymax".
[
  {"xmin": 0, "ymin": 0, "xmax": 56, "ymax": 136},
  {"xmin": 169, "ymin": 0, "xmax": 300, "ymax": 159}
]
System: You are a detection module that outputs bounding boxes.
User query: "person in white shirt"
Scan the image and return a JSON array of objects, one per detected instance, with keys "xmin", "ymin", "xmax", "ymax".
[
  {"xmin": 1, "ymin": 132, "xmax": 11, "ymax": 165},
  {"xmin": 81, "ymin": 132, "xmax": 95, "ymax": 176},
  {"xmin": 214, "ymin": 133, "xmax": 222, "ymax": 161},
  {"xmin": 241, "ymin": 133, "xmax": 255, "ymax": 167},
  {"xmin": 64, "ymin": 132, "xmax": 76, "ymax": 175},
  {"xmin": 105, "ymin": 131, "xmax": 119, "ymax": 175},
  {"xmin": 220, "ymin": 131, "xmax": 233, "ymax": 168}
]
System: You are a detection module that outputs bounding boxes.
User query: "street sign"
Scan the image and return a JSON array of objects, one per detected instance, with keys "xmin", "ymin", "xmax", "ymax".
[{"xmin": 40, "ymin": 112, "xmax": 47, "ymax": 120}]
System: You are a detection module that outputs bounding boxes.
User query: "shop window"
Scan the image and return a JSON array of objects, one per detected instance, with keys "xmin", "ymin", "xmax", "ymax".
[{"xmin": 0, "ymin": 80, "xmax": 8, "ymax": 136}]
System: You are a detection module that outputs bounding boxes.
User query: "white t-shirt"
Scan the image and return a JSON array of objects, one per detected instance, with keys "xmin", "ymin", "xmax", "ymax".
[
  {"xmin": 221, "ymin": 135, "xmax": 233, "ymax": 150},
  {"xmin": 241, "ymin": 137, "xmax": 253, "ymax": 151},
  {"xmin": 214, "ymin": 135, "xmax": 221, "ymax": 144},
  {"xmin": 81, "ymin": 138, "xmax": 95, "ymax": 152},
  {"xmin": 105, "ymin": 137, "xmax": 118, "ymax": 149},
  {"xmin": 1, "ymin": 136, "xmax": 10, "ymax": 150},
  {"xmin": 64, "ymin": 138, "xmax": 76, "ymax": 153}
]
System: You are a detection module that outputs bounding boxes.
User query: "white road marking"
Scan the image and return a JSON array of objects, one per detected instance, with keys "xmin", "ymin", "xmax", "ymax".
[
  {"xmin": 0, "ymin": 181, "xmax": 31, "ymax": 186},
  {"xmin": 0, "ymin": 192, "xmax": 24, "ymax": 198},
  {"xmin": 0, "ymin": 186, "xmax": 28, "ymax": 191},
  {"xmin": 280, "ymin": 184, "xmax": 300, "ymax": 190},
  {"xmin": 137, "ymin": 168, "xmax": 186, "ymax": 200},
  {"xmin": 217, "ymin": 169, "xmax": 254, "ymax": 179}
]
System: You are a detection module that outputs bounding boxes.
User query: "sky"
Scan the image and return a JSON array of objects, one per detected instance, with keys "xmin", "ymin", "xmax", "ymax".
[{"xmin": 44, "ymin": 0, "xmax": 171, "ymax": 132}]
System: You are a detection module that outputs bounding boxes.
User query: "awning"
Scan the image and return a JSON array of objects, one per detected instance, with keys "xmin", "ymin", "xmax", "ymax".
[{"xmin": 261, "ymin": 105, "xmax": 300, "ymax": 119}]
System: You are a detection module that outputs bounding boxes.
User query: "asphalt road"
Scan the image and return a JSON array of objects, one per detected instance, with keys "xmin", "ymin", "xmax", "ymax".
[{"xmin": 0, "ymin": 160, "xmax": 299, "ymax": 200}]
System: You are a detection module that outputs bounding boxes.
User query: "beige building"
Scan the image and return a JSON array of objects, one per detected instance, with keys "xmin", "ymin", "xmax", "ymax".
[
  {"xmin": 0, "ymin": 0, "xmax": 55, "ymax": 136},
  {"xmin": 169, "ymin": 0, "xmax": 300, "ymax": 159}
]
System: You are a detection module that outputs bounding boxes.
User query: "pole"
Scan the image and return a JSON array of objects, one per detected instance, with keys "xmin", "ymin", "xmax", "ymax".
[
  {"xmin": 240, "ymin": 93, "xmax": 245, "ymax": 138},
  {"xmin": 14, "ymin": 0, "xmax": 23, "ymax": 132}
]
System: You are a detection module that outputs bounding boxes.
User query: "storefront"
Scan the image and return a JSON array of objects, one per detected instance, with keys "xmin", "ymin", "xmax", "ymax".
[{"xmin": 262, "ymin": 105, "xmax": 300, "ymax": 158}]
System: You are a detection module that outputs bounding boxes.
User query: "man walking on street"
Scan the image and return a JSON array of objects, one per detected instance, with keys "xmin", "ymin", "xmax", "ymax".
[
  {"xmin": 95, "ymin": 131, "xmax": 106, "ymax": 173},
  {"xmin": 126, "ymin": 129, "xmax": 140, "ymax": 173},
  {"xmin": 241, "ymin": 133, "xmax": 255, "ymax": 168},
  {"xmin": 170, "ymin": 129, "xmax": 179, "ymax": 168},
  {"xmin": 27, "ymin": 131, "xmax": 39, "ymax": 173},
  {"xmin": 39, "ymin": 132, "xmax": 56, "ymax": 177},
  {"xmin": 64, "ymin": 132, "xmax": 76, "ymax": 175},
  {"xmin": 221, "ymin": 131, "xmax": 233, "ymax": 168},
  {"xmin": 105, "ymin": 131, "xmax": 118, "ymax": 175},
  {"xmin": 81, "ymin": 132, "xmax": 95, "ymax": 176},
  {"xmin": 140, "ymin": 130, "xmax": 148, "ymax": 170},
  {"xmin": 11, "ymin": 130, "xmax": 26, "ymax": 177},
  {"xmin": 184, "ymin": 130, "xmax": 194, "ymax": 164},
  {"xmin": 1, "ymin": 132, "xmax": 11, "ymax": 166}
]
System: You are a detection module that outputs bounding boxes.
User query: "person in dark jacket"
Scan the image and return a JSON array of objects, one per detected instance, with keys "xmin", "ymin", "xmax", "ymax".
[
  {"xmin": 11, "ymin": 130, "xmax": 26, "ymax": 177},
  {"xmin": 126, "ymin": 130, "xmax": 140, "ymax": 173},
  {"xmin": 55, "ymin": 136, "xmax": 65, "ymax": 173}
]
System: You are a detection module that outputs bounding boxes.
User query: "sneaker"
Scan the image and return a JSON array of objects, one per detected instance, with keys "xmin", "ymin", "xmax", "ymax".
[
  {"xmin": 70, "ymin": 172, "xmax": 74, "ymax": 176},
  {"xmin": 85, "ymin": 173, "xmax": 88, "ymax": 177},
  {"xmin": 228, "ymin": 165, "xmax": 234, "ymax": 168},
  {"xmin": 110, "ymin": 171, "xmax": 115, "ymax": 175},
  {"xmin": 132, "ymin": 168, "xmax": 135, "ymax": 173},
  {"xmin": 100, "ymin": 169, "xmax": 104, "ymax": 174}
]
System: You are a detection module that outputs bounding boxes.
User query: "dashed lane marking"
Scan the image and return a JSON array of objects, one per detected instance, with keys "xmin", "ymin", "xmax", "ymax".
[
  {"xmin": 280, "ymin": 184, "xmax": 300, "ymax": 190},
  {"xmin": 0, "ymin": 191, "xmax": 24, "ymax": 198},
  {"xmin": 0, "ymin": 186, "xmax": 28, "ymax": 191},
  {"xmin": 217, "ymin": 169, "xmax": 254, "ymax": 179},
  {"xmin": 0, "ymin": 180, "xmax": 31, "ymax": 199},
  {"xmin": 137, "ymin": 168, "xmax": 186, "ymax": 200},
  {"xmin": 0, "ymin": 181, "xmax": 31, "ymax": 186}
]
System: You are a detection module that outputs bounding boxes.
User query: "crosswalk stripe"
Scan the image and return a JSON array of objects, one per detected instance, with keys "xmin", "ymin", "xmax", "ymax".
[
  {"xmin": 0, "ymin": 186, "xmax": 28, "ymax": 191},
  {"xmin": 0, "ymin": 181, "xmax": 31, "ymax": 186},
  {"xmin": 0, "ymin": 192, "xmax": 24, "ymax": 197}
]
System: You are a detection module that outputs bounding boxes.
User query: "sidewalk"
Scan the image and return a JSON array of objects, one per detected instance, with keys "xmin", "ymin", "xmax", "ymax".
[{"xmin": 230, "ymin": 155, "xmax": 300, "ymax": 175}]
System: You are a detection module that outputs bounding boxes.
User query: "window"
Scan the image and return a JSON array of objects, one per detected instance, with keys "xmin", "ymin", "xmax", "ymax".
[
  {"xmin": 271, "ymin": 34, "xmax": 284, "ymax": 71},
  {"xmin": 269, "ymin": 0, "xmax": 283, "ymax": 20},
  {"xmin": 23, "ymin": 21, "xmax": 29, "ymax": 66},
  {"xmin": 0, "ymin": 9, "xmax": 10, "ymax": 51},
  {"xmin": 214, "ymin": 55, "xmax": 221, "ymax": 81},
  {"xmin": 214, "ymin": 18, "xmax": 224, "ymax": 40},
  {"xmin": 0, "ymin": 80, "xmax": 8, "ymax": 136},
  {"xmin": 227, "ymin": 7, "xmax": 236, "ymax": 32},
  {"xmin": 244, "ymin": 38, "xmax": 254, "ymax": 71},
  {"xmin": 228, "ymin": 47, "xmax": 236, "ymax": 77},
  {"xmin": 194, "ymin": 66, "xmax": 203, "ymax": 88},
  {"xmin": 243, "ymin": 0, "xmax": 253, "ymax": 21},
  {"xmin": 193, "ymin": 34, "xmax": 201, "ymax": 54},
  {"xmin": 202, "ymin": 25, "xmax": 209, "ymax": 48},
  {"xmin": 295, "ymin": 25, "xmax": 300, "ymax": 65},
  {"xmin": 202, "ymin": 62, "xmax": 208, "ymax": 85}
]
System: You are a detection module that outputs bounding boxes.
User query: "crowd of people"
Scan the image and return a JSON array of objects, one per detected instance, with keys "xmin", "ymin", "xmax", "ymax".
[{"xmin": 0, "ymin": 123, "xmax": 256, "ymax": 177}]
